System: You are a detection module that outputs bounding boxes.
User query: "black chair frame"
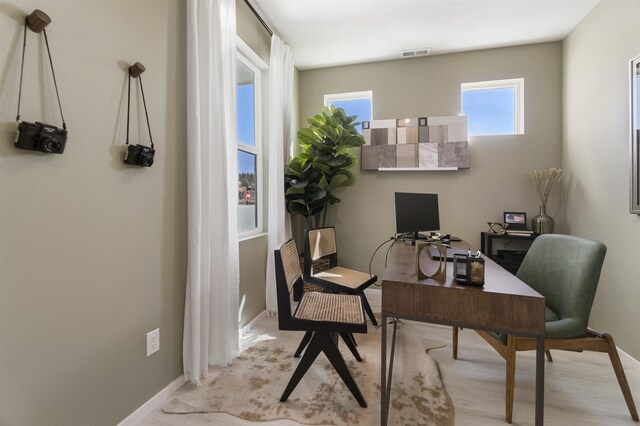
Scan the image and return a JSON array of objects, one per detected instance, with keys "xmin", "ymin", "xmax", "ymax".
[{"xmin": 275, "ymin": 239, "xmax": 368, "ymax": 408}]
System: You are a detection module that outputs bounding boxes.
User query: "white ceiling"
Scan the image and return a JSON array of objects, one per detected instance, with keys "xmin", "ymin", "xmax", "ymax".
[{"xmin": 253, "ymin": 0, "xmax": 600, "ymax": 70}]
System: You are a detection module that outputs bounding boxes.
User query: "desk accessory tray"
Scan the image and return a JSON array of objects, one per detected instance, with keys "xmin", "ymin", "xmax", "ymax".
[{"xmin": 453, "ymin": 253, "xmax": 485, "ymax": 286}]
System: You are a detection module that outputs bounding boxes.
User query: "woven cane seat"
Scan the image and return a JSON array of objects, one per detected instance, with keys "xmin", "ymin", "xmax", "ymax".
[
  {"xmin": 295, "ymin": 292, "xmax": 364, "ymax": 324},
  {"xmin": 313, "ymin": 266, "xmax": 374, "ymax": 290}
]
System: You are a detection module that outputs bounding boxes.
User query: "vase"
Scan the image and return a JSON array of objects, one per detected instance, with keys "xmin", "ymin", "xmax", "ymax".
[{"xmin": 531, "ymin": 205, "xmax": 554, "ymax": 235}]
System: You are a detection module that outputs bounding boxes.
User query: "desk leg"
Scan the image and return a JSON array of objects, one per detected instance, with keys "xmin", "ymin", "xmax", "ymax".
[
  {"xmin": 535, "ymin": 335, "xmax": 545, "ymax": 426},
  {"xmin": 381, "ymin": 313, "xmax": 387, "ymax": 426},
  {"xmin": 381, "ymin": 317, "xmax": 399, "ymax": 426}
]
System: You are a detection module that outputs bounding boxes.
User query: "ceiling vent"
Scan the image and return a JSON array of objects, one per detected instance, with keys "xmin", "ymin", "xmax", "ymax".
[{"xmin": 401, "ymin": 48, "xmax": 431, "ymax": 58}]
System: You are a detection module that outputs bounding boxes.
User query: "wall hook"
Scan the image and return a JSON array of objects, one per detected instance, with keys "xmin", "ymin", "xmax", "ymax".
[
  {"xmin": 26, "ymin": 9, "xmax": 51, "ymax": 33},
  {"xmin": 129, "ymin": 62, "xmax": 146, "ymax": 78}
]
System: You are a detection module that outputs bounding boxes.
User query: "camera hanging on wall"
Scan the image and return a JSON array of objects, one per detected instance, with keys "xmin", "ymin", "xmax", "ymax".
[
  {"xmin": 123, "ymin": 62, "xmax": 155, "ymax": 167},
  {"xmin": 14, "ymin": 10, "xmax": 68, "ymax": 155}
]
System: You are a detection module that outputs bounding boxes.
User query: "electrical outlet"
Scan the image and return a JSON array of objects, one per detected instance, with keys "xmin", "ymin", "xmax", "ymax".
[{"xmin": 146, "ymin": 328, "xmax": 160, "ymax": 357}]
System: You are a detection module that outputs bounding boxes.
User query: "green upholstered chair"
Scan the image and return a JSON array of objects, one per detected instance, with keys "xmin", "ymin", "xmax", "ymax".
[{"xmin": 453, "ymin": 234, "xmax": 638, "ymax": 423}]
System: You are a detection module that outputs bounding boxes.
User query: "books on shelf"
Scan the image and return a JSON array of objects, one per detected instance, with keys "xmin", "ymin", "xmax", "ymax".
[{"xmin": 505, "ymin": 230, "xmax": 534, "ymax": 236}]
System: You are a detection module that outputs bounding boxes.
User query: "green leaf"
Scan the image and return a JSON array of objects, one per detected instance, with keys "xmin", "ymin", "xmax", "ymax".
[
  {"xmin": 333, "ymin": 169, "xmax": 355, "ymax": 186},
  {"xmin": 286, "ymin": 186, "xmax": 306, "ymax": 194},
  {"xmin": 327, "ymin": 155, "xmax": 349, "ymax": 168},
  {"xmin": 306, "ymin": 183, "xmax": 327, "ymax": 201},
  {"xmin": 298, "ymin": 127, "xmax": 319, "ymax": 145},
  {"xmin": 287, "ymin": 200, "xmax": 310, "ymax": 216},
  {"xmin": 338, "ymin": 134, "xmax": 365, "ymax": 148},
  {"xmin": 312, "ymin": 159, "xmax": 331, "ymax": 174},
  {"xmin": 319, "ymin": 175, "xmax": 329, "ymax": 189}
]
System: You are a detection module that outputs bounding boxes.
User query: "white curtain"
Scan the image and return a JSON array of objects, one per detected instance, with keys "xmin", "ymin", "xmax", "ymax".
[
  {"xmin": 184, "ymin": 0, "xmax": 240, "ymax": 385},
  {"xmin": 265, "ymin": 35, "xmax": 295, "ymax": 314}
]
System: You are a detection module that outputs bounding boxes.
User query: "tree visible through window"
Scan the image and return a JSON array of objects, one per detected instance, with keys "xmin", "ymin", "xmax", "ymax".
[{"xmin": 236, "ymin": 52, "xmax": 262, "ymax": 235}]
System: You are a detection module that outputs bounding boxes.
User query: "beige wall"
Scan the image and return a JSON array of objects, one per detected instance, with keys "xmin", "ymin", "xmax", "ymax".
[
  {"xmin": 0, "ymin": 1, "xmax": 186, "ymax": 425},
  {"xmin": 298, "ymin": 43, "xmax": 563, "ymax": 281},
  {"xmin": 563, "ymin": 0, "xmax": 640, "ymax": 360},
  {"xmin": 236, "ymin": 0, "xmax": 270, "ymax": 64},
  {"xmin": 0, "ymin": 1, "xmax": 275, "ymax": 424}
]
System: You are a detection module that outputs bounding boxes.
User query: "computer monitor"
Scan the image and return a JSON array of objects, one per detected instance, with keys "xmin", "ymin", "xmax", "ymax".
[{"xmin": 394, "ymin": 192, "xmax": 440, "ymax": 239}]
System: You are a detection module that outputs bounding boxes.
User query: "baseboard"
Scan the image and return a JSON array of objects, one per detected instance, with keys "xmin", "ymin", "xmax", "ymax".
[
  {"xmin": 118, "ymin": 311, "xmax": 268, "ymax": 425},
  {"xmin": 116, "ymin": 374, "xmax": 186, "ymax": 426},
  {"xmin": 240, "ymin": 309, "xmax": 268, "ymax": 337}
]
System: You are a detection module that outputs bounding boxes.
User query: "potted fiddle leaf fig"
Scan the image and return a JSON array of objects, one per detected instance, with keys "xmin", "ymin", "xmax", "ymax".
[{"xmin": 285, "ymin": 105, "xmax": 365, "ymax": 229}]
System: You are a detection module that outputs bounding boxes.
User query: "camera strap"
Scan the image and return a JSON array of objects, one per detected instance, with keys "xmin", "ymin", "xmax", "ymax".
[
  {"xmin": 16, "ymin": 23, "xmax": 67, "ymax": 130},
  {"xmin": 126, "ymin": 73, "xmax": 155, "ymax": 149}
]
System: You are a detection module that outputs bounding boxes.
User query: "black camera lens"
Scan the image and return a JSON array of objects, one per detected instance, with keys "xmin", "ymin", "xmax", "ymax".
[
  {"xmin": 41, "ymin": 137, "xmax": 62, "ymax": 153},
  {"xmin": 140, "ymin": 156, "xmax": 154, "ymax": 167}
]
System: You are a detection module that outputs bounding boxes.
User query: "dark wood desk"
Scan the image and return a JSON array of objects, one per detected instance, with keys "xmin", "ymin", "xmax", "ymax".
[{"xmin": 380, "ymin": 241, "xmax": 546, "ymax": 425}]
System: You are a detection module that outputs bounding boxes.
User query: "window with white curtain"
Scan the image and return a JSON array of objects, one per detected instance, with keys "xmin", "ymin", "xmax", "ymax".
[{"xmin": 236, "ymin": 46, "xmax": 265, "ymax": 237}]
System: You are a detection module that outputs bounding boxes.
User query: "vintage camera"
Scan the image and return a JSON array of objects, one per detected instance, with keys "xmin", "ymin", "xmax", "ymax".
[
  {"xmin": 124, "ymin": 144, "xmax": 155, "ymax": 167},
  {"xmin": 15, "ymin": 121, "xmax": 67, "ymax": 154}
]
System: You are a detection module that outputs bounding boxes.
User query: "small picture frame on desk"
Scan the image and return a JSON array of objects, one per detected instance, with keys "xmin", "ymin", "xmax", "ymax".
[{"xmin": 503, "ymin": 211, "xmax": 527, "ymax": 230}]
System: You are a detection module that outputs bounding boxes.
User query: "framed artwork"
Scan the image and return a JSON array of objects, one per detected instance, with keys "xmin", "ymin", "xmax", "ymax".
[
  {"xmin": 631, "ymin": 55, "xmax": 640, "ymax": 214},
  {"xmin": 503, "ymin": 212, "xmax": 527, "ymax": 230}
]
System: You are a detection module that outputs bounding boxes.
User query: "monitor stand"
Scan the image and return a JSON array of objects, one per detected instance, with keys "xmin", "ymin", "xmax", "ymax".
[{"xmin": 405, "ymin": 231, "xmax": 429, "ymax": 245}]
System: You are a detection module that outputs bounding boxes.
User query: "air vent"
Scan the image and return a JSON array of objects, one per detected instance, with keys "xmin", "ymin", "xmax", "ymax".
[{"xmin": 401, "ymin": 48, "xmax": 431, "ymax": 58}]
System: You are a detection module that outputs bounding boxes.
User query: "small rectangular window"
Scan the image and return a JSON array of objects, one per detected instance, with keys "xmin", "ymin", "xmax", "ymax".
[
  {"xmin": 324, "ymin": 91, "xmax": 373, "ymax": 133},
  {"xmin": 461, "ymin": 78, "xmax": 524, "ymax": 136}
]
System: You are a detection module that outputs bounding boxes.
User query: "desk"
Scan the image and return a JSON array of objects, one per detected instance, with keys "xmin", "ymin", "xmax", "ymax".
[{"xmin": 380, "ymin": 241, "xmax": 546, "ymax": 425}]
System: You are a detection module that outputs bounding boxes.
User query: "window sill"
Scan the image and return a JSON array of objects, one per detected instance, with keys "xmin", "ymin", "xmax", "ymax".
[
  {"xmin": 239, "ymin": 232, "xmax": 268, "ymax": 243},
  {"xmin": 469, "ymin": 133, "xmax": 524, "ymax": 137}
]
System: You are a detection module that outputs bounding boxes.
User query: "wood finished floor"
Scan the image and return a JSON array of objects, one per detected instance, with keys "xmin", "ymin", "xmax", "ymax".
[{"xmin": 141, "ymin": 291, "xmax": 640, "ymax": 426}]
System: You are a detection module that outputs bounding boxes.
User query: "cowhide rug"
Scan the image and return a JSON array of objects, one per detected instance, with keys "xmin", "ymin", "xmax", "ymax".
[{"xmin": 163, "ymin": 316, "xmax": 454, "ymax": 425}]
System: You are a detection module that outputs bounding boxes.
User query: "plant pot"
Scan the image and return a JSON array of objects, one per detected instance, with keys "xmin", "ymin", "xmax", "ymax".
[{"xmin": 531, "ymin": 205, "xmax": 554, "ymax": 235}]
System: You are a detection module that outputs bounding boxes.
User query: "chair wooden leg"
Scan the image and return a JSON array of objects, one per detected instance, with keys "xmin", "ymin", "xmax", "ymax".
[
  {"xmin": 331, "ymin": 331, "xmax": 339, "ymax": 346},
  {"xmin": 294, "ymin": 331, "xmax": 313, "ymax": 358},
  {"xmin": 361, "ymin": 294, "xmax": 378, "ymax": 326},
  {"xmin": 545, "ymin": 349, "xmax": 553, "ymax": 363},
  {"xmin": 351, "ymin": 332, "xmax": 358, "ymax": 347},
  {"xmin": 452, "ymin": 327, "xmax": 459, "ymax": 360},
  {"xmin": 281, "ymin": 333, "xmax": 323, "ymax": 402},
  {"xmin": 320, "ymin": 332, "xmax": 367, "ymax": 407},
  {"xmin": 505, "ymin": 335, "xmax": 517, "ymax": 424},
  {"xmin": 340, "ymin": 332, "xmax": 363, "ymax": 362},
  {"xmin": 603, "ymin": 333, "xmax": 639, "ymax": 421}
]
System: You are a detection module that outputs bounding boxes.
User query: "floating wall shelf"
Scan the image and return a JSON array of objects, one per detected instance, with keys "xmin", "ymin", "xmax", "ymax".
[{"xmin": 378, "ymin": 167, "xmax": 458, "ymax": 172}]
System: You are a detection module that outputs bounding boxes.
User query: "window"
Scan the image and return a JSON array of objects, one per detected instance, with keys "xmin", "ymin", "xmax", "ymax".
[
  {"xmin": 461, "ymin": 78, "xmax": 524, "ymax": 136},
  {"xmin": 324, "ymin": 91, "xmax": 373, "ymax": 132},
  {"xmin": 236, "ymin": 41, "xmax": 266, "ymax": 237}
]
